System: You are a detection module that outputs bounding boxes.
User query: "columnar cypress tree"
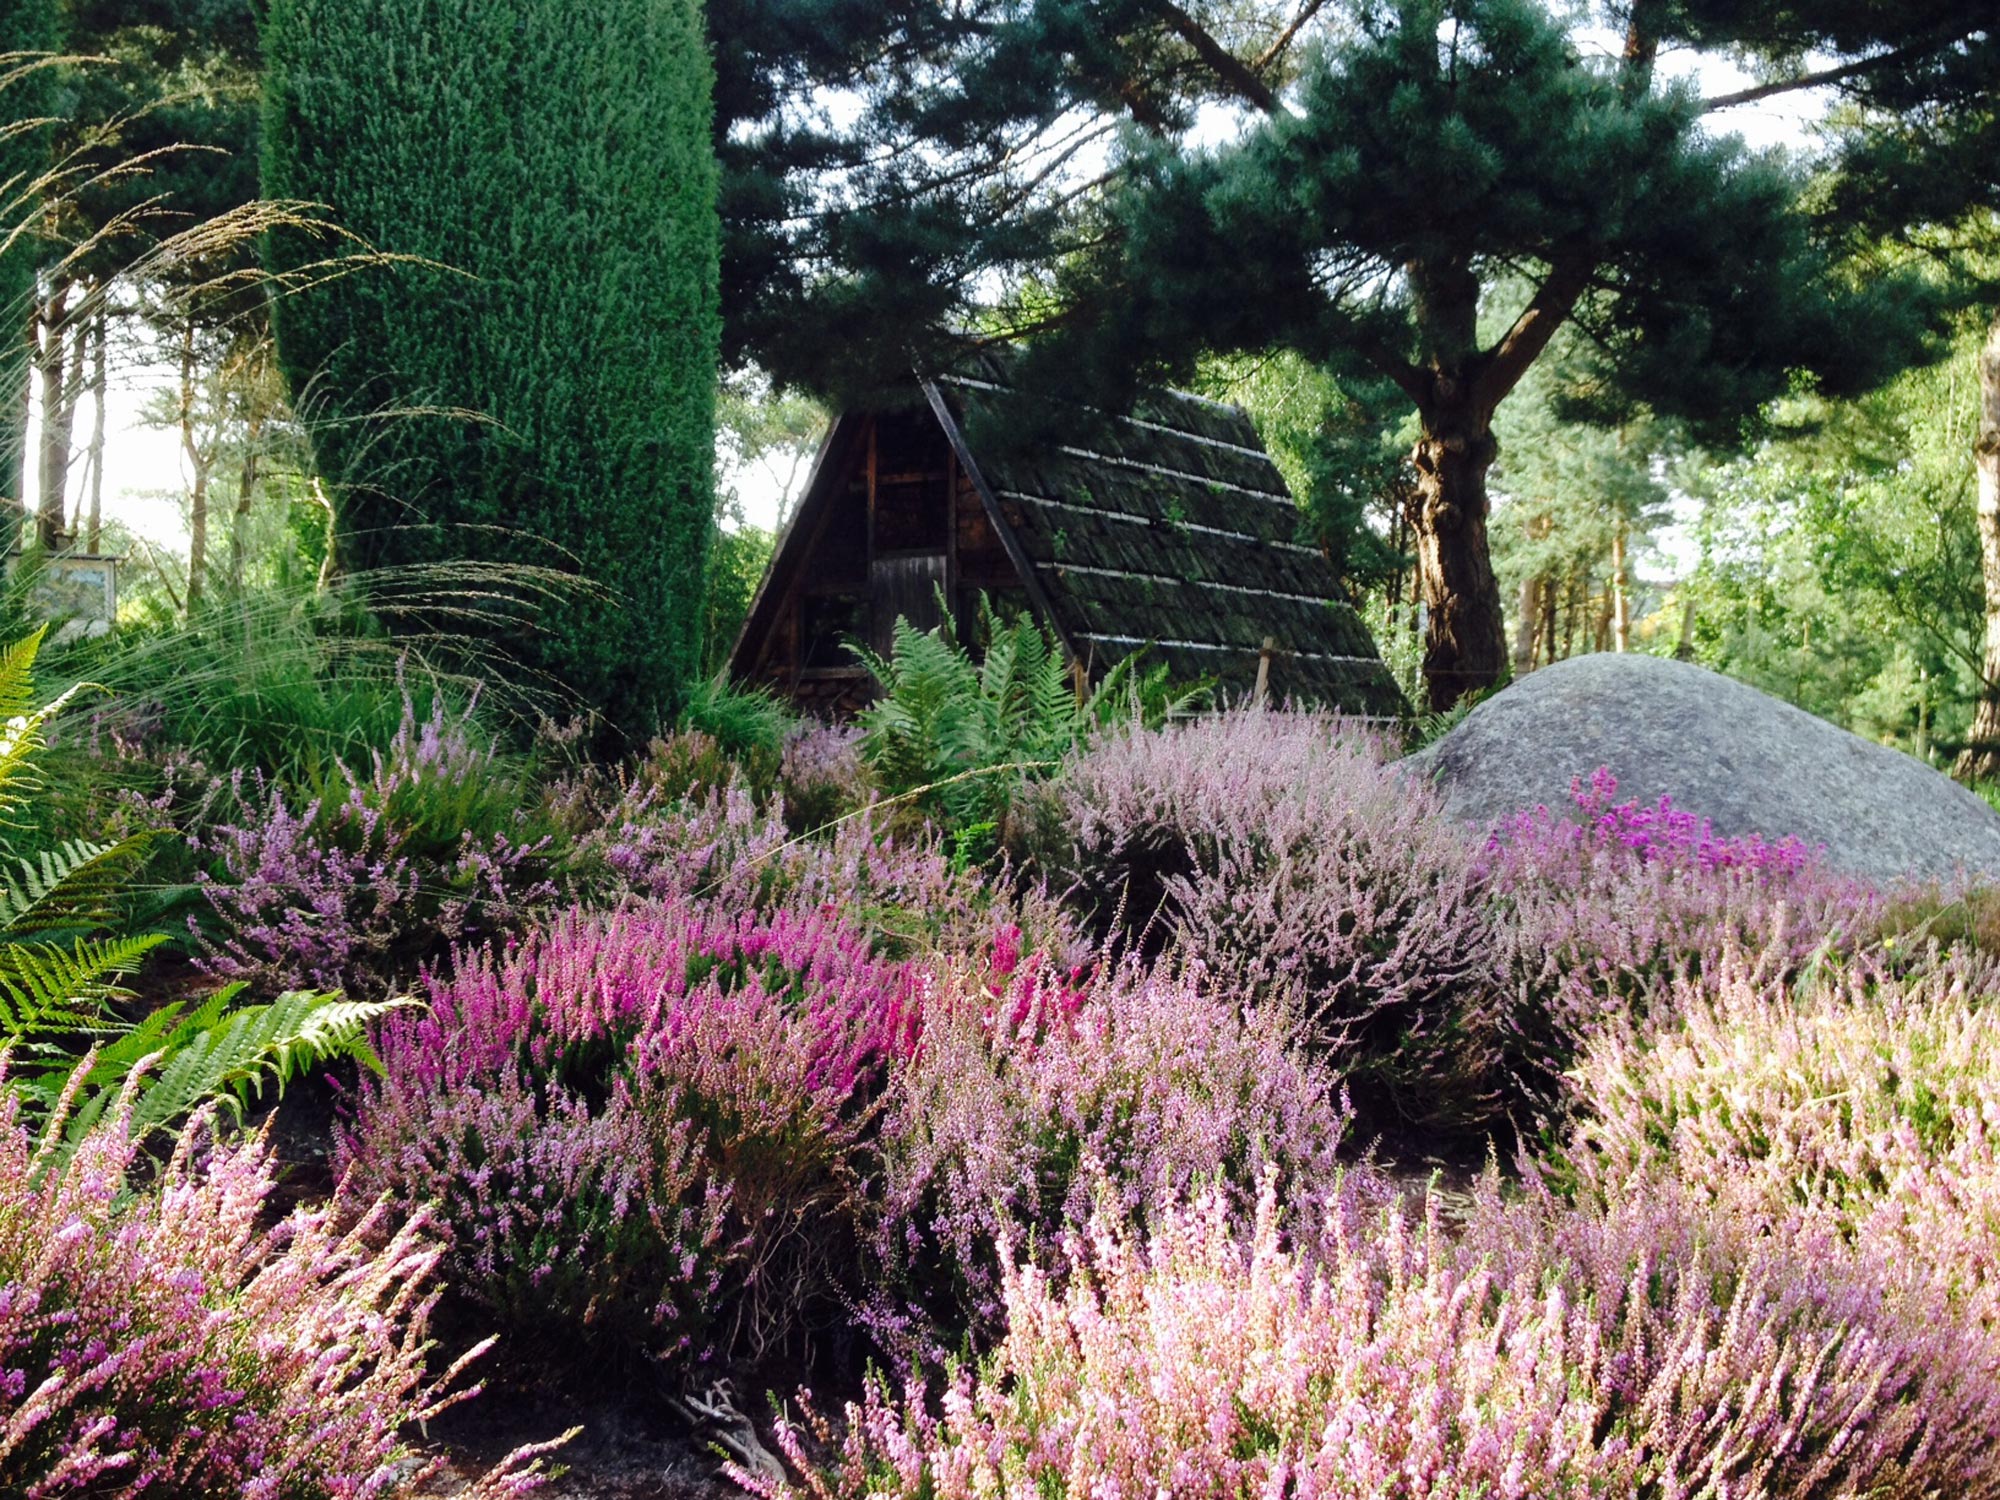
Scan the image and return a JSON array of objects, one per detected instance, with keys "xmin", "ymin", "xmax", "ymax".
[{"xmin": 261, "ymin": 0, "xmax": 720, "ymax": 735}]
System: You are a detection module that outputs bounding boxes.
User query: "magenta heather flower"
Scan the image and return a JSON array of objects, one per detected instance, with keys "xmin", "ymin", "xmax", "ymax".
[
  {"xmin": 1484, "ymin": 767, "xmax": 1883, "ymax": 1110},
  {"xmin": 340, "ymin": 896, "xmax": 922, "ymax": 1369}
]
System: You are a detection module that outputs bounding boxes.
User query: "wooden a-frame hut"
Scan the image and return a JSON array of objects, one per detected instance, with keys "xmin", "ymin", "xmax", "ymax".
[{"xmin": 727, "ymin": 353, "xmax": 1405, "ymax": 718}]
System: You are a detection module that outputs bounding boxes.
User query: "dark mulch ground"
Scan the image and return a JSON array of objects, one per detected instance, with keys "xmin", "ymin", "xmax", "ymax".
[{"xmin": 416, "ymin": 1389, "xmax": 740, "ymax": 1500}]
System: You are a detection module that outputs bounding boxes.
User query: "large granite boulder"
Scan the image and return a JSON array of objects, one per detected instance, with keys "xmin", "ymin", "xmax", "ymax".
[{"xmin": 1405, "ymin": 652, "xmax": 2000, "ymax": 886}]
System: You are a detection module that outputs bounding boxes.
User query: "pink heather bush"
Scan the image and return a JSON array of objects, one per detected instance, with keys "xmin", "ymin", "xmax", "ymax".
[
  {"xmin": 867, "ymin": 956, "xmax": 1371, "ymax": 1360},
  {"xmin": 780, "ymin": 721, "xmax": 869, "ymax": 832},
  {"xmin": 339, "ymin": 897, "xmax": 923, "ymax": 1370},
  {"xmin": 1555, "ymin": 946, "xmax": 2000, "ymax": 1327},
  {"xmin": 1484, "ymin": 768, "xmax": 1882, "ymax": 1108},
  {"xmin": 0, "ymin": 1071, "xmax": 561, "ymax": 1499},
  {"xmin": 751, "ymin": 1171, "xmax": 2000, "ymax": 1500},
  {"xmin": 568, "ymin": 763, "xmax": 1084, "ymax": 967},
  {"xmin": 1033, "ymin": 709, "xmax": 1502, "ymax": 1133},
  {"xmin": 191, "ymin": 693, "xmax": 555, "ymax": 996}
]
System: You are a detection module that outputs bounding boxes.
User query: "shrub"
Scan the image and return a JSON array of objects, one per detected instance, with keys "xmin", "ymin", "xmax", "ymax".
[
  {"xmin": 1484, "ymin": 768, "xmax": 1882, "ymax": 1108},
  {"xmin": 1031, "ymin": 709, "xmax": 1502, "ymax": 1134},
  {"xmin": 564, "ymin": 762, "xmax": 1084, "ymax": 967},
  {"xmin": 1555, "ymin": 947, "xmax": 2000, "ymax": 1327},
  {"xmin": 750, "ymin": 1172, "xmax": 2000, "ymax": 1500},
  {"xmin": 780, "ymin": 721, "xmax": 868, "ymax": 833},
  {"xmin": 0, "ymin": 1069, "xmax": 563, "ymax": 1498},
  {"xmin": 680, "ymin": 673, "xmax": 793, "ymax": 773},
  {"xmin": 867, "ymin": 956, "xmax": 1365, "ymax": 1361},
  {"xmin": 339, "ymin": 898, "xmax": 917, "ymax": 1372},
  {"xmin": 190, "ymin": 692, "xmax": 555, "ymax": 996},
  {"xmin": 263, "ymin": 0, "xmax": 720, "ymax": 735}
]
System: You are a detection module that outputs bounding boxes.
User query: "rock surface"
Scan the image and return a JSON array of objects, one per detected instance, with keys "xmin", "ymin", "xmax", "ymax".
[{"xmin": 1405, "ymin": 652, "xmax": 2000, "ymax": 886}]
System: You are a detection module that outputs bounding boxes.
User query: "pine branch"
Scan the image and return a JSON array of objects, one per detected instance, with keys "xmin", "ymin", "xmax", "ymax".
[
  {"xmin": 1474, "ymin": 254, "xmax": 1598, "ymax": 415},
  {"xmin": 1702, "ymin": 27, "xmax": 1973, "ymax": 112},
  {"xmin": 1148, "ymin": 0, "xmax": 1279, "ymax": 116}
]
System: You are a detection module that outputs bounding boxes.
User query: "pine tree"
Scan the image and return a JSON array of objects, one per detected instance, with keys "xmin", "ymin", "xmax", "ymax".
[
  {"xmin": 1013, "ymin": 0, "xmax": 1938, "ymax": 708},
  {"xmin": 262, "ymin": 0, "xmax": 721, "ymax": 736}
]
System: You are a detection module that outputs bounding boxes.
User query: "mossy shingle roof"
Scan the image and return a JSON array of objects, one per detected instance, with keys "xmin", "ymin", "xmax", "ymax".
[{"xmin": 929, "ymin": 354, "xmax": 1405, "ymax": 718}]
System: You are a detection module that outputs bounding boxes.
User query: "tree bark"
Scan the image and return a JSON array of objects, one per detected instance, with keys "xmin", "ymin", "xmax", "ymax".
[
  {"xmin": 1407, "ymin": 259, "xmax": 1510, "ymax": 711},
  {"xmin": 1611, "ymin": 522, "xmax": 1631, "ymax": 653},
  {"xmin": 1410, "ymin": 400, "xmax": 1508, "ymax": 710},
  {"xmin": 1955, "ymin": 310, "xmax": 2000, "ymax": 784},
  {"xmin": 179, "ymin": 320, "xmax": 211, "ymax": 612},
  {"xmin": 229, "ymin": 412, "xmax": 263, "ymax": 592},
  {"xmin": 1513, "ymin": 570, "xmax": 1541, "ymax": 676},
  {"xmin": 33, "ymin": 278, "xmax": 70, "ymax": 548},
  {"xmin": 85, "ymin": 310, "xmax": 106, "ymax": 553}
]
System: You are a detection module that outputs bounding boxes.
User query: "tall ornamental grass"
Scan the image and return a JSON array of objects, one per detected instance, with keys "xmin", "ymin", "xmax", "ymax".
[{"xmin": 0, "ymin": 1068, "xmax": 561, "ymax": 1498}]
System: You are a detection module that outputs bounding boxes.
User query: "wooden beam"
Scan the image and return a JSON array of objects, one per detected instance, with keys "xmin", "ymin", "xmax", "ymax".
[{"xmin": 921, "ymin": 378, "xmax": 1078, "ymax": 666}]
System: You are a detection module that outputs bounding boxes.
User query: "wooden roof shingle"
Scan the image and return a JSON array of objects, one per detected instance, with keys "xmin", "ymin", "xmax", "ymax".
[{"xmin": 926, "ymin": 355, "xmax": 1404, "ymax": 718}]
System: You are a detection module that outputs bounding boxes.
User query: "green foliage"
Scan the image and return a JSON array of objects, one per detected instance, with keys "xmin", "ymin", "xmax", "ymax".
[
  {"xmin": 262, "ymin": 0, "xmax": 722, "ymax": 740},
  {"xmin": 0, "ymin": 627, "xmax": 399, "ymax": 1148},
  {"xmin": 55, "ymin": 568, "xmax": 513, "ymax": 791},
  {"xmin": 680, "ymin": 670, "xmax": 793, "ymax": 765},
  {"xmin": 851, "ymin": 593, "xmax": 1202, "ymax": 831},
  {"xmin": 1201, "ymin": 351, "xmax": 1415, "ymax": 599},
  {"xmin": 704, "ymin": 519, "xmax": 776, "ymax": 677},
  {"xmin": 1677, "ymin": 318, "xmax": 1989, "ymax": 761}
]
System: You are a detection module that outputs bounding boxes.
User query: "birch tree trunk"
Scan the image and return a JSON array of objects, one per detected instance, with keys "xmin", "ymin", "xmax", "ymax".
[
  {"xmin": 179, "ymin": 321, "xmax": 211, "ymax": 612},
  {"xmin": 85, "ymin": 310, "xmax": 106, "ymax": 552},
  {"xmin": 1956, "ymin": 311, "xmax": 2000, "ymax": 784},
  {"xmin": 33, "ymin": 278, "xmax": 69, "ymax": 548}
]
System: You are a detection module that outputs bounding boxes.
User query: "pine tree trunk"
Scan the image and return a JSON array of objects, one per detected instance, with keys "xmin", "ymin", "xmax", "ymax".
[
  {"xmin": 1956, "ymin": 310, "xmax": 2000, "ymax": 784},
  {"xmin": 1611, "ymin": 523, "xmax": 1631, "ymax": 652},
  {"xmin": 1513, "ymin": 571, "xmax": 1540, "ymax": 676}
]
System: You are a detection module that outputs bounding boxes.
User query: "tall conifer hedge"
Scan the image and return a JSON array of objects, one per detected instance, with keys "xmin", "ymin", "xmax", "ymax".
[{"xmin": 261, "ymin": 0, "xmax": 720, "ymax": 734}]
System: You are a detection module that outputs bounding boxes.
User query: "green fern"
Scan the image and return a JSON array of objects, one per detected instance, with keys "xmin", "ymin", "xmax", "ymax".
[
  {"xmin": 29, "ymin": 987, "xmax": 412, "ymax": 1147},
  {"xmin": 0, "ymin": 628, "xmax": 397, "ymax": 1150},
  {"xmin": 853, "ymin": 592, "xmax": 1207, "ymax": 834}
]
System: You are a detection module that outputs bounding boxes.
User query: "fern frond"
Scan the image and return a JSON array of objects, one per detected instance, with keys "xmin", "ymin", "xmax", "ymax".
[
  {"xmin": 0, "ymin": 932, "xmax": 164, "ymax": 1041},
  {"xmin": 18, "ymin": 990, "xmax": 415, "ymax": 1150},
  {"xmin": 0, "ymin": 627, "xmax": 46, "ymax": 725},
  {"xmin": 0, "ymin": 834, "xmax": 154, "ymax": 940}
]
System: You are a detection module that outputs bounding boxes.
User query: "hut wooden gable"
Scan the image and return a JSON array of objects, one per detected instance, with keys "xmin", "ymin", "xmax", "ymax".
[{"xmin": 728, "ymin": 356, "xmax": 1405, "ymax": 718}]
